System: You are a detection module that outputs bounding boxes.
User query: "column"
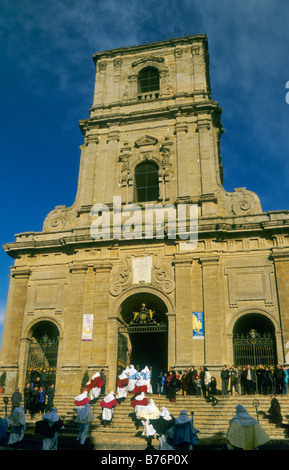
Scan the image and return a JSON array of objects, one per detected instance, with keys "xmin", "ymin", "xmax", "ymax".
[
  {"xmin": 175, "ymin": 119, "xmax": 189, "ymax": 199},
  {"xmin": 199, "ymin": 256, "xmax": 222, "ymax": 365},
  {"xmin": 0, "ymin": 267, "xmax": 31, "ymax": 392},
  {"xmin": 173, "ymin": 257, "xmax": 193, "ymax": 365},
  {"xmin": 59, "ymin": 264, "xmax": 87, "ymax": 392},
  {"xmin": 271, "ymin": 248, "xmax": 289, "ymax": 363},
  {"xmin": 105, "ymin": 125, "xmax": 119, "ymax": 203}
]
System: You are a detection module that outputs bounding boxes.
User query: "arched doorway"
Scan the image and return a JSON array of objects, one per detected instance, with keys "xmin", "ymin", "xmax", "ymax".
[
  {"xmin": 118, "ymin": 292, "xmax": 168, "ymax": 391},
  {"xmin": 26, "ymin": 321, "xmax": 59, "ymax": 386},
  {"xmin": 233, "ymin": 313, "xmax": 277, "ymax": 368}
]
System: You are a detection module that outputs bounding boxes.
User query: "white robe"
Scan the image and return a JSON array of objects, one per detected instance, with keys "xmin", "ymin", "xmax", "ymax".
[
  {"xmin": 8, "ymin": 407, "xmax": 26, "ymax": 446},
  {"xmin": 140, "ymin": 366, "xmax": 153, "ymax": 394},
  {"xmin": 137, "ymin": 399, "xmax": 160, "ymax": 437},
  {"xmin": 116, "ymin": 372, "xmax": 129, "ymax": 399},
  {"xmin": 42, "ymin": 408, "xmax": 62, "ymax": 450},
  {"xmin": 127, "ymin": 365, "xmax": 139, "ymax": 392},
  {"xmin": 89, "ymin": 372, "xmax": 102, "ymax": 400}
]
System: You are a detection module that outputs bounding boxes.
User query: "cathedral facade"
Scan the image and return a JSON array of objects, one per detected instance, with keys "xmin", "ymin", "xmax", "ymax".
[{"xmin": 1, "ymin": 35, "xmax": 289, "ymax": 394}]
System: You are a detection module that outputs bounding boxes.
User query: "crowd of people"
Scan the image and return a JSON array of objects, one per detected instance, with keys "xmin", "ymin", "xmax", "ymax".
[
  {"xmin": 73, "ymin": 364, "xmax": 201, "ymax": 450},
  {"xmin": 220, "ymin": 364, "xmax": 289, "ymax": 396},
  {"xmin": 157, "ymin": 366, "xmax": 218, "ymax": 404},
  {"xmin": 0, "ymin": 363, "xmax": 288, "ymax": 450}
]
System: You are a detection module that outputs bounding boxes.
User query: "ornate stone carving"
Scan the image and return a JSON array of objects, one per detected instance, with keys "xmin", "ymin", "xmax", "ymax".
[
  {"xmin": 152, "ymin": 266, "xmax": 175, "ymax": 294},
  {"xmin": 230, "ymin": 188, "xmax": 262, "ymax": 216},
  {"xmin": 109, "ymin": 256, "xmax": 175, "ymax": 296},
  {"xmin": 43, "ymin": 206, "xmax": 69, "ymax": 232},
  {"xmin": 110, "ymin": 258, "xmax": 132, "ymax": 296}
]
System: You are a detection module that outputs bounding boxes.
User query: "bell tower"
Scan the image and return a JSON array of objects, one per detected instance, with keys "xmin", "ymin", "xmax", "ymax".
[{"xmin": 43, "ymin": 34, "xmax": 261, "ymax": 233}]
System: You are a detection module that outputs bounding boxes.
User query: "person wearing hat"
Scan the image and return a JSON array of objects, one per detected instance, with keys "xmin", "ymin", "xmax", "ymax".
[
  {"xmin": 7, "ymin": 406, "xmax": 26, "ymax": 449},
  {"xmin": 172, "ymin": 410, "xmax": 199, "ymax": 450},
  {"xmin": 11, "ymin": 387, "xmax": 22, "ymax": 412},
  {"xmin": 41, "ymin": 407, "xmax": 63, "ymax": 450},
  {"xmin": 99, "ymin": 391, "xmax": 118, "ymax": 426},
  {"xmin": 226, "ymin": 404, "xmax": 270, "ymax": 450}
]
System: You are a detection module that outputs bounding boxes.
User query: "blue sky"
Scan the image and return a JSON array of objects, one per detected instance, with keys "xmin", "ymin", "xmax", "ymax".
[{"xmin": 0, "ymin": 0, "xmax": 289, "ymax": 346}]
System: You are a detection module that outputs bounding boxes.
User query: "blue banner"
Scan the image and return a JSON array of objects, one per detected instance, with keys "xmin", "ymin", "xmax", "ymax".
[{"xmin": 192, "ymin": 311, "xmax": 204, "ymax": 339}]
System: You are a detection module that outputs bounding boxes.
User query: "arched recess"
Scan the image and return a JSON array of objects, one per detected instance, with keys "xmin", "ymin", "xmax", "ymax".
[
  {"xmin": 115, "ymin": 288, "xmax": 173, "ymax": 390},
  {"xmin": 231, "ymin": 311, "xmax": 278, "ymax": 368},
  {"xmin": 26, "ymin": 320, "xmax": 60, "ymax": 386}
]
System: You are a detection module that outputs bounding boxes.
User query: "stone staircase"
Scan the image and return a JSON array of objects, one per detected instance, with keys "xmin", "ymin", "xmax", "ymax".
[{"xmin": 1, "ymin": 393, "xmax": 289, "ymax": 450}]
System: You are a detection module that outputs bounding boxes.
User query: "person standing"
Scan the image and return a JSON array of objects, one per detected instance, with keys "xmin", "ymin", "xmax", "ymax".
[
  {"xmin": 274, "ymin": 365, "xmax": 284, "ymax": 395},
  {"xmin": 100, "ymin": 369, "xmax": 106, "ymax": 395},
  {"xmin": 188, "ymin": 366, "xmax": 197, "ymax": 396},
  {"xmin": 24, "ymin": 382, "xmax": 32, "ymax": 415},
  {"xmin": 11, "ymin": 387, "xmax": 22, "ymax": 411},
  {"xmin": 203, "ymin": 367, "xmax": 211, "ymax": 400},
  {"xmin": 30, "ymin": 386, "xmax": 40, "ymax": 418},
  {"xmin": 46, "ymin": 384, "xmax": 55, "ymax": 412},
  {"xmin": 41, "ymin": 407, "xmax": 63, "ymax": 450},
  {"xmin": 167, "ymin": 370, "xmax": 179, "ymax": 403},
  {"xmin": 229, "ymin": 365, "xmax": 240, "ymax": 395},
  {"xmin": 172, "ymin": 410, "xmax": 199, "ymax": 450},
  {"xmin": 221, "ymin": 365, "xmax": 230, "ymax": 396},
  {"xmin": 38, "ymin": 387, "xmax": 47, "ymax": 414},
  {"xmin": 245, "ymin": 365, "xmax": 256, "ymax": 395},
  {"xmin": 226, "ymin": 404, "xmax": 270, "ymax": 450},
  {"xmin": 282, "ymin": 365, "xmax": 288, "ymax": 395},
  {"xmin": 180, "ymin": 370, "xmax": 190, "ymax": 396},
  {"xmin": 7, "ymin": 406, "xmax": 26, "ymax": 449},
  {"xmin": 256, "ymin": 365, "xmax": 264, "ymax": 394}
]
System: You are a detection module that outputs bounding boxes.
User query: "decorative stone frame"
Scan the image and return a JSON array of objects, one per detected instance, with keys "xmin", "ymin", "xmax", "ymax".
[{"xmin": 128, "ymin": 57, "xmax": 169, "ymax": 101}]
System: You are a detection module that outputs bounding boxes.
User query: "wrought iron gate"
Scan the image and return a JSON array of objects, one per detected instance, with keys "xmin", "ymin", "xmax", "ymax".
[
  {"xmin": 233, "ymin": 329, "xmax": 276, "ymax": 368},
  {"xmin": 117, "ymin": 303, "xmax": 168, "ymax": 377},
  {"xmin": 26, "ymin": 333, "xmax": 59, "ymax": 385}
]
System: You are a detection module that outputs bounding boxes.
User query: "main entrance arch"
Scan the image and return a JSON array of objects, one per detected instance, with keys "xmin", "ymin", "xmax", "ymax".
[
  {"xmin": 117, "ymin": 292, "xmax": 168, "ymax": 390},
  {"xmin": 233, "ymin": 313, "xmax": 277, "ymax": 368}
]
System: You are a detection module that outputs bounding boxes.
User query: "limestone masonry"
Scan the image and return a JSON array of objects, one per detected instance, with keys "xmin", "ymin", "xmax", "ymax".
[{"xmin": 1, "ymin": 35, "xmax": 289, "ymax": 395}]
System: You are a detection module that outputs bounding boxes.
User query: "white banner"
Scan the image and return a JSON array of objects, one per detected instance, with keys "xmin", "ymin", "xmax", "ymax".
[{"xmin": 82, "ymin": 314, "xmax": 94, "ymax": 341}]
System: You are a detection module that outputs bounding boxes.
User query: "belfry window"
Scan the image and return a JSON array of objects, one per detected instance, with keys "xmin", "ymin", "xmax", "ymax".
[
  {"xmin": 135, "ymin": 161, "xmax": 159, "ymax": 202},
  {"xmin": 138, "ymin": 67, "xmax": 160, "ymax": 99}
]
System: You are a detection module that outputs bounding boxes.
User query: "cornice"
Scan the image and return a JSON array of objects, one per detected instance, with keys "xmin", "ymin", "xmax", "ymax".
[{"xmin": 92, "ymin": 34, "xmax": 208, "ymax": 63}]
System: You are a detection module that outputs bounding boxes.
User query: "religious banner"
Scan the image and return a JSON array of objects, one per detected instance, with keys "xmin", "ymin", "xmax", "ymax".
[
  {"xmin": 82, "ymin": 314, "xmax": 94, "ymax": 341},
  {"xmin": 192, "ymin": 311, "xmax": 204, "ymax": 339}
]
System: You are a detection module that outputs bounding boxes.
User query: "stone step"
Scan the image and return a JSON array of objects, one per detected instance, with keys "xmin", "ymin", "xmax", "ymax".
[{"xmin": 1, "ymin": 393, "xmax": 288, "ymax": 450}]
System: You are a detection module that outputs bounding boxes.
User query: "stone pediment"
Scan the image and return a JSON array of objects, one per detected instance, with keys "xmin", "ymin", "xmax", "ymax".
[
  {"xmin": 135, "ymin": 135, "xmax": 158, "ymax": 148},
  {"xmin": 132, "ymin": 56, "xmax": 164, "ymax": 68}
]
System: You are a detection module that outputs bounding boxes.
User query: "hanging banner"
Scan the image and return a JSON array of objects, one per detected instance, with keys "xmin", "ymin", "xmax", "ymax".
[
  {"xmin": 82, "ymin": 314, "xmax": 94, "ymax": 341},
  {"xmin": 192, "ymin": 312, "xmax": 204, "ymax": 339}
]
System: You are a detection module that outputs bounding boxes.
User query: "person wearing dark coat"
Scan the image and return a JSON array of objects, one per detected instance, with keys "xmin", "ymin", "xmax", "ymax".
[
  {"xmin": 24, "ymin": 383, "xmax": 32, "ymax": 414},
  {"xmin": 188, "ymin": 366, "xmax": 198, "ymax": 395},
  {"xmin": 267, "ymin": 395, "xmax": 283, "ymax": 427},
  {"xmin": 263, "ymin": 367, "xmax": 274, "ymax": 395},
  {"xmin": 180, "ymin": 370, "xmax": 190, "ymax": 396},
  {"xmin": 167, "ymin": 371, "xmax": 178, "ymax": 402}
]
